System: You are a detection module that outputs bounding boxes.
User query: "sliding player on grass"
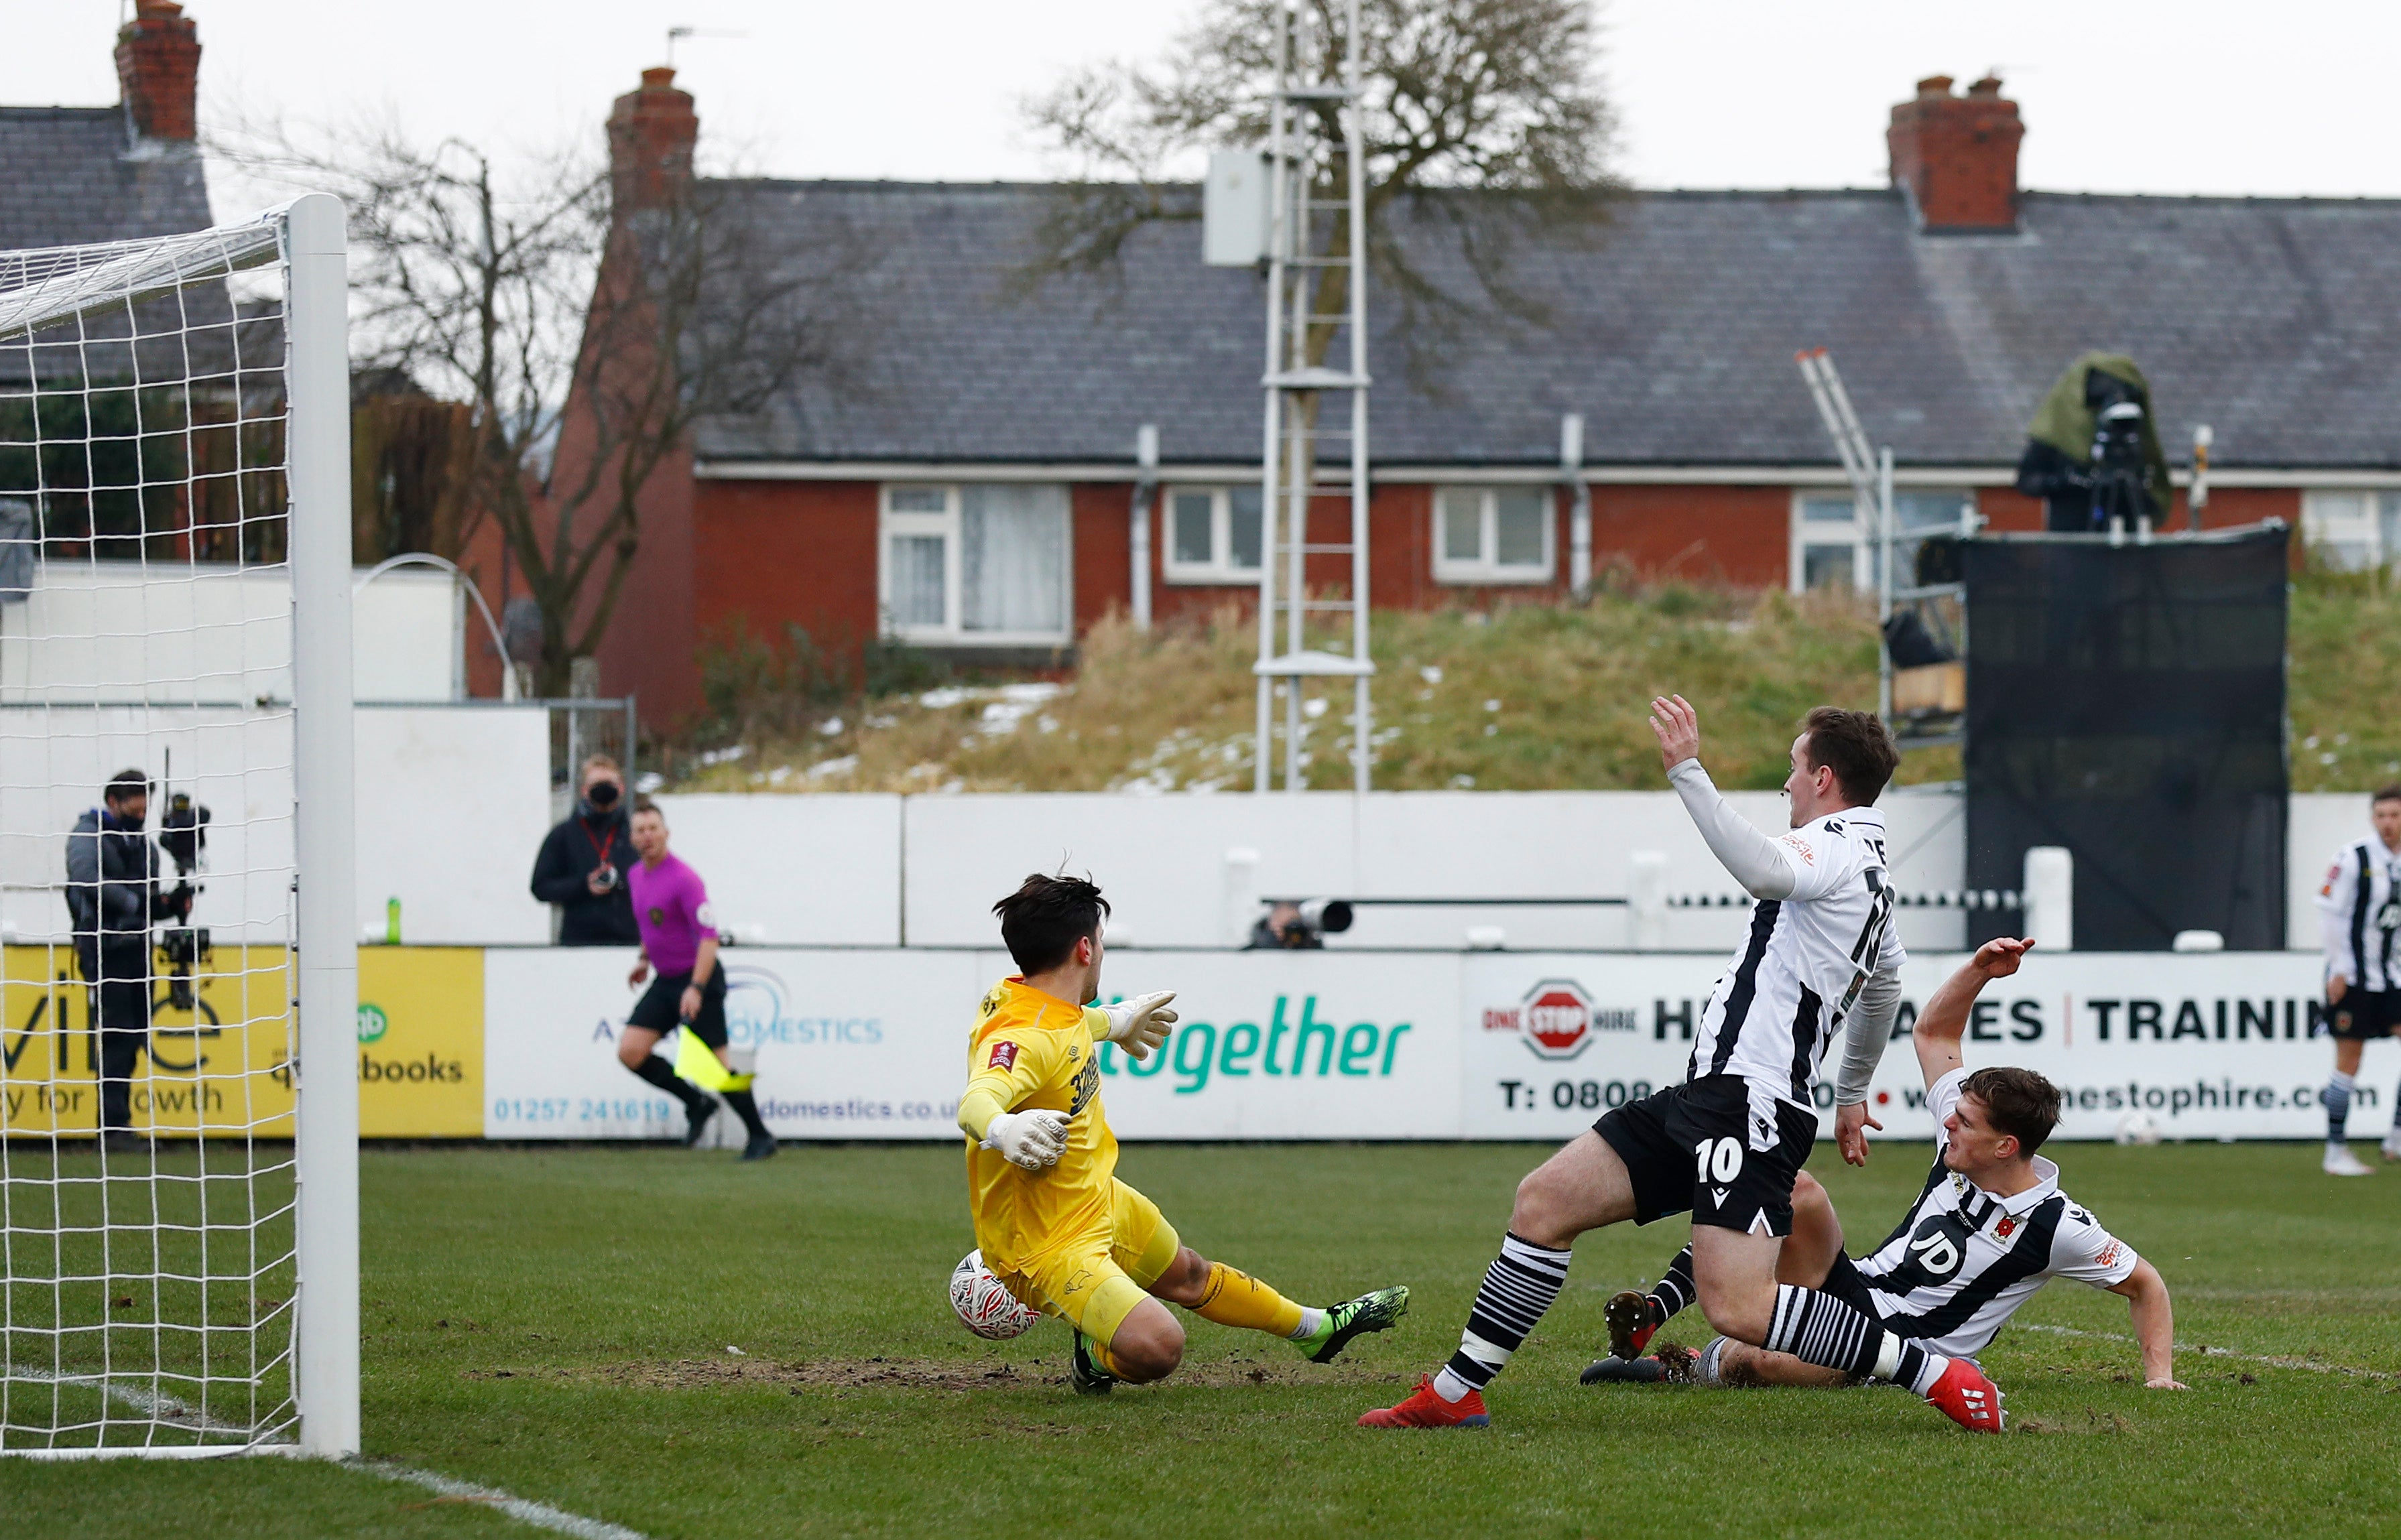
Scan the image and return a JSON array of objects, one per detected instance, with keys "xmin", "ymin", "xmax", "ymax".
[
  {"xmin": 1363, "ymin": 697, "xmax": 2006, "ymax": 1432},
  {"xmin": 959, "ymin": 873, "xmax": 1408, "ymax": 1395},
  {"xmin": 1587, "ymin": 936, "xmax": 2187, "ymax": 1393}
]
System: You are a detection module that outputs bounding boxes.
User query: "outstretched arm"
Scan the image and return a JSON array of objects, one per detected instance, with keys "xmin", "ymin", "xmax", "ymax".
[
  {"xmin": 1649, "ymin": 695, "xmax": 1801, "ymax": 901},
  {"xmin": 1912, "ymin": 937, "xmax": 2032, "ymax": 1087},
  {"xmin": 2106, "ymin": 1259, "xmax": 2186, "ymax": 1389}
]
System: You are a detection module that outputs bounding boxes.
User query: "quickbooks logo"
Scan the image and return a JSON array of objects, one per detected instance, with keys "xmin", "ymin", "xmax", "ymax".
[
  {"xmin": 357, "ymin": 1003, "xmax": 389, "ymax": 1044},
  {"xmin": 1096, "ymin": 994, "xmax": 1413, "ymax": 1096}
]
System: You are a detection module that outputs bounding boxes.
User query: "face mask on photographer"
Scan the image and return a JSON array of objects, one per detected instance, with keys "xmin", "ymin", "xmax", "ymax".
[{"xmin": 581, "ymin": 778, "xmax": 622, "ymax": 818}]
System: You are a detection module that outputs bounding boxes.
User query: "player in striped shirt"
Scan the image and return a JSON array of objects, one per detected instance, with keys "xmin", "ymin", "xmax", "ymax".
[
  {"xmin": 2313, "ymin": 785, "xmax": 2401, "ymax": 1176},
  {"xmin": 1363, "ymin": 699, "xmax": 2004, "ymax": 1432},
  {"xmin": 1587, "ymin": 936, "xmax": 2187, "ymax": 1395}
]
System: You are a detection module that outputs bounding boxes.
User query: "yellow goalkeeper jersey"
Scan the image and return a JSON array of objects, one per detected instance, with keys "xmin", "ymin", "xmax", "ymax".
[{"xmin": 962, "ymin": 976, "xmax": 1117, "ymax": 1271}]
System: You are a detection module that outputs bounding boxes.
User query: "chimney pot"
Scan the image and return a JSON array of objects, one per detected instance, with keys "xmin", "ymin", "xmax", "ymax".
[
  {"xmin": 1888, "ymin": 72, "xmax": 2023, "ymax": 233},
  {"xmin": 608, "ymin": 66, "xmax": 699, "ymax": 214},
  {"xmin": 115, "ymin": 0, "xmax": 201, "ymax": 144}
]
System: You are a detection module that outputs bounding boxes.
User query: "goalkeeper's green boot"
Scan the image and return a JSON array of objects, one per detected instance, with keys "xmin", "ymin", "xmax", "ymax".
[
  {"xmin": 1068, "ymin": 1330, "xmax": 1117, "ymax": 1396},
  {"xmin": 1297, "ymin": 1285, "xmax": 1410, "ymax": 1365}
]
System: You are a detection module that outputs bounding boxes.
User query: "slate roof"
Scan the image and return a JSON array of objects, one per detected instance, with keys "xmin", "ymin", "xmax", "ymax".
[
  {"xmin": 694, "ymin": 179, "xmax": 2401, "ymax": 472},
  {"xmin": 0, "ymin": 107, "xmax": 212, "ymax": 253}
]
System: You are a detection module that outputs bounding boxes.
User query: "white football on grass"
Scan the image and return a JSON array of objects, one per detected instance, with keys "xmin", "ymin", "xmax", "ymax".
[
  {"xmin": 2114, "ymin": 1110, "xmax": 2162, "ymax": 1146},
  {"xmin": 950, "ymin": 1249, "xmax": 1038, "ymax": 1340}
]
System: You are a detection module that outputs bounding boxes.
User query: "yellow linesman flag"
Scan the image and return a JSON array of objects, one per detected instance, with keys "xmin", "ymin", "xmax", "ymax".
[{"xmin": 672, "ymin": 1028, "xmax": 753, "ymax": 1093}]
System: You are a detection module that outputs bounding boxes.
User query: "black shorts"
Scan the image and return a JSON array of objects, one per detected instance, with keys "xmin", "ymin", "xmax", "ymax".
[
  {"xmin": 1593, "ymin": 1074, "xmax": 1818, "ymax": 1238},
  {"xmin": 627, "ymin": 969, "xmax": 728, "ymax": 1048},
  {"xmin": 2328, "ymin": 989, "xmax": 2400, "ymax": 1041},
  {"xmin": 1817, "ymin": 1250, "xmax": 1880, "ymax": 1320}
]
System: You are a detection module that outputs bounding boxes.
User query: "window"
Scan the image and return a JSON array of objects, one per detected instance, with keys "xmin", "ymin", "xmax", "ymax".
[
  {"xmin": 1791, "ymin": 489, "xmax": 1975, "ymax": 593},
  {"xmin": 878, "ymin": 484, "xmax": 1071, "ymax": 643},
  {"xmin": 2302, "ymin": 491, "xmax": 2401, "ymax": 571},
  {"xmin": 1432, "ymin": 487, "xmax": 1552, "ymax": 584},
  {"xmin": 1162, "ymin": 485, "xmax": 1264, "ymax": 584}
]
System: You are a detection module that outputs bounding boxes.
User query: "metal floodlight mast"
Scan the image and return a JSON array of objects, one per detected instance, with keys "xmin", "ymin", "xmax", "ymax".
[{"xmin": 1253, "ymin": 0, "xmax": 1373, "ymax": 795}]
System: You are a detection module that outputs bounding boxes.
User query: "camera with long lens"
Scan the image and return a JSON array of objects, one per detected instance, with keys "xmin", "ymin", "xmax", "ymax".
[
  {"xmin": 156, "ymin": 790, "xmax": 212, "ymax": 1010},
  {"xmin": 1253, "ymin": 898, "xmax": 1354, "ymax": 949},
  {"xmin": 2086, "ymin": 385, "xmax": 2159, "ymax": 529},
  {"xmin": 591, "ymin": 863, "xmax": 621, "ymax": 893}
]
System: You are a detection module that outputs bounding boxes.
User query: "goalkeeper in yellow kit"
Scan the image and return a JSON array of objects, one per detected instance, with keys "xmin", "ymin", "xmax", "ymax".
[{"xmin": 958, "ymin": 873, "xmax": 1409, "ymax": 1394}]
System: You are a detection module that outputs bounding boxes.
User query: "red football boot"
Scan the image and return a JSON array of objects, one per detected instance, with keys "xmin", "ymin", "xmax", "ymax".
[
  {"xmin": 1604, "ymin": 1291, "xmax": 1658, "ymax": 1359},
  {"xmin": 1358, "ymin": 1377, "xmax": 1491, "ymax": 1428},
  {"xmin": 1922, "ymin": 1358, "xmax": 2004, "ymax": 1433}
]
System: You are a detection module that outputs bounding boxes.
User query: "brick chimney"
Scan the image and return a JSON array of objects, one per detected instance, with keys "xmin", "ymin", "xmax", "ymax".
[
  {"xmin": 607, "ymin": 66, "xmax": 698, "ymax": 214},
  {"xmin": 115, "ymin": 0, "xmax": 201, "ymax": 145},
  {"xmin": 1887, "ymin": 74, "xmax": 2024, "ymax": 233}
]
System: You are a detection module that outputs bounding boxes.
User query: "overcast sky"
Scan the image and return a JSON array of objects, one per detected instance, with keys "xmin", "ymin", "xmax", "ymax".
[{"xmin": 9, "ymin": 1, "xmax": 2399, "ymax": 208}]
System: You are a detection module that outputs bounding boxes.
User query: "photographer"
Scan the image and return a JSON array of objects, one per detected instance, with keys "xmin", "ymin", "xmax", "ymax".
[
  {"xmin": 63, "ymin": 769, "xmax": 193, "ymax": 1151},
  {"xmin": 530, "ymin": 755, "xmax": 639, "ymax": 946}
]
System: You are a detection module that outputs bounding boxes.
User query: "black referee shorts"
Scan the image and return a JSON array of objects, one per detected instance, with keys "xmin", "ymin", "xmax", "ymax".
[
  {"xmin": 2328, "ymin": 988, "xmax": 2401, "ymax": 1041},
  {"xmin": 627, "ymin": 968, "xmax": 728, "ymax": 1049},
  {"xmin": 1593, "ymin": 1074, "xmax": 1817, "ymax": 1238}
]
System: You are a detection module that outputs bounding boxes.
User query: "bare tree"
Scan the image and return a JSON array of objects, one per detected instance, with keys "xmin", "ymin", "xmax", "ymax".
[
  {"xmin": 1024, "ymin": 0, "xmax": 1623, "ymax": 383},
  {"xmin": 225, "ymin": 122, "xmax": 853, "ymax": 694}
]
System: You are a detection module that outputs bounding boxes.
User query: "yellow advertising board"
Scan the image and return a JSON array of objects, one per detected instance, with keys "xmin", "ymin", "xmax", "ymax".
[
  {"xmin": 356, "ymin": 946, "xmax": 482, "ymax": 1137},
  {"xmin": 1, "ymin": 943, "xmax": 296, "ymax": 1137},
  {"xmin": 3, "ymin": 944, "xmax": 484, "ymax": 1140}
]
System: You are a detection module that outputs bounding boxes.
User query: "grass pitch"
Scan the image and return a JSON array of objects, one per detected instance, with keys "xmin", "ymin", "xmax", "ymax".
[{"xmin": 7, "ymin": 1139, "xmax": 2400, "ymax": 1538}]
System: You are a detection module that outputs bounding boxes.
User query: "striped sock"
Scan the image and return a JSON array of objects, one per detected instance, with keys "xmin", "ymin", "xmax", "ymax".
[
  {"xmin": 2327, "ymin": 1071, "xmax": 2355, "ymax": 1144},
  {"xmin": 1648, "ymin": 1246, "xmax": 1697, "ymax": 1326},
  {"xmin": 1431, "ymin": 1232, "xmax": 1571, "ymax": 1402},
  {"xmin": 1764, "ymin": 1283, "xmax": 1943, "ymax": 1394}
]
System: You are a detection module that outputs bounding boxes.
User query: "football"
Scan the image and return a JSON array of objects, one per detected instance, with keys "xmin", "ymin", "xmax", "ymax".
[
  {"xmin": 950, "ymin": 1248, "xmax": 1039, "ymax": 1340},
  {"xmin": 2114, "ymin": 1110, "xmax": 2163, "ymax": 1146}
]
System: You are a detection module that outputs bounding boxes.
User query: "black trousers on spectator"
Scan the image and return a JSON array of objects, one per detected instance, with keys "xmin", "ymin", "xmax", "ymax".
[{"xmin": 75, "ymin": 940, "xmax": 152, "ymax": 1133}]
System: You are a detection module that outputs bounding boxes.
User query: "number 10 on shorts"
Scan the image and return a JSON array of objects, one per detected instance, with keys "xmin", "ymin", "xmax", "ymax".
[{"xmin": 1695, "ymin": 1137, "xmax": 1743, "ymax": 1183}]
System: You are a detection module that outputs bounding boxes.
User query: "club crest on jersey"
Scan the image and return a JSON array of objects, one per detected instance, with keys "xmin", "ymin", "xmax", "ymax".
[
  {"xmin": 1995, "ymin": 1215, "xmax": 2018, "ymax": 1238},
  {"xmin": 987, "ymin": 1040, "xmax": 1019, "ymax": 1071}
]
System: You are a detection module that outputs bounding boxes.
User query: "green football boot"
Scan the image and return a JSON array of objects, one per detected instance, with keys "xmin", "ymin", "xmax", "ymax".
[
  {"xmin": 1068, "ymin": 1330, "xmax": 1117, "ymax": 1396},
  {"xmin": 1297, "ymin": 1285, "xmax": 1411, "ymax": 1365}
]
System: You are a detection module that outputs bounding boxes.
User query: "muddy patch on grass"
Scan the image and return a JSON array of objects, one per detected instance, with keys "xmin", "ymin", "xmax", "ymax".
[{"xmin": 463, "ymin": 1354, "xmax": 1407, "ymax": 1393}]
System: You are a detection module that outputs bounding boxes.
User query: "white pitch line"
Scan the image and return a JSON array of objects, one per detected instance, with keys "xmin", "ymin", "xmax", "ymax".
[
  {"xmin": 2014, "ymin": 1322, "xmax": 2396, "ymax": 1380},
  {"xmin": 7, "ymin": 1366, "xmax": 258, "ymax": 1437},
  {"xmin": 354, "ymin": 1460, "xmax": 655, "ymax": 1540}
]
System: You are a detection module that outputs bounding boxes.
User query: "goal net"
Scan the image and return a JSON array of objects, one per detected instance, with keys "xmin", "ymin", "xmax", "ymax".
[{"xmin": 0, "ymin": 198, "xmax": 356, "ymax": 1457}]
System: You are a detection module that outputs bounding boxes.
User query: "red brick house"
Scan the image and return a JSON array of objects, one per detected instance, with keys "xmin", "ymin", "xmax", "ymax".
[{"xmin": 548, "ymin": 68, "xmax": 2401, "ymax": 728}]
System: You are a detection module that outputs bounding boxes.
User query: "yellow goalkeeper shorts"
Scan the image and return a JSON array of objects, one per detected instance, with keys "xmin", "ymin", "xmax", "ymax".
[{"xmin": 997, "ymin": 1179, "xmax": 1181, "ymax": 1350}]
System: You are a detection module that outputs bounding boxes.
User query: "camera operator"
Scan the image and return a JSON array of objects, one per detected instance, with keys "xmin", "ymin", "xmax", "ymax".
[
  {"xmin": 530, "ymin": 755, "xmax": 641, "ymax": 946},
  {"xmin": 63, "ymin": 769, "xmax": 193, "ymax": 1151},
  {"xmin": 2014, "ymin": 352, "xmax": 2171, "ymax": 533}
]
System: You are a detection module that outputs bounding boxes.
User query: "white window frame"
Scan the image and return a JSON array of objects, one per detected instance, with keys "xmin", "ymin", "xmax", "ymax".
[
  {"xmin": 877, "ymin": 483, "xmax": 1073, "ymax": 645},
  {"xmin": 1161, "ymin": 485, "xmax": 1264, "ymax": 585},
  {"xmin": 2302, "ymin": 489, "xmax": 2401, "ymax": 572},
  {"xmin": 1790, "ymin": 490, "xmax": 1871, "ymax": 593},
  {"xmin": 1788, "ymin": 487, "xmax": 1979, "ymax": 594},
  {"xmin": 1432, "ymin": 486, "xmax": 1554, "ymax": 584}
]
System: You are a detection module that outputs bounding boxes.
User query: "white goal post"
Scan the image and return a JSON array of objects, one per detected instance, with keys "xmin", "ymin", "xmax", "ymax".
[{"xmin": 0, "ymin": 195, "xmax": 356, "ymax": 1458}]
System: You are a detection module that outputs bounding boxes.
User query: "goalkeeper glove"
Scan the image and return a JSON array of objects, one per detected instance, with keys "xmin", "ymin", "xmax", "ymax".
[
  {"xmin": 1097, "ymin": 990, "xmax": 1178, "ymax": 1062},
  {"xmin": 981, "ymin": 1109, "xmax": 1068, "ymax": 1171}
]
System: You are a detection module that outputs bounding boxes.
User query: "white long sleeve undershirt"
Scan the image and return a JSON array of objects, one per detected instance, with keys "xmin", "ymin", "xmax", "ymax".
[
  {"xmin": 1666, "ymin": 757, "xmax": 1798, "ymax": 900},
  {"xmin": 1835, "ymin": 965, "xmax": 1904, "ymax": 1106}
]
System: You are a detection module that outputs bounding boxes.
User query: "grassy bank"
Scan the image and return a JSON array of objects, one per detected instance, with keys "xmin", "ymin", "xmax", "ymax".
[{"xmin": 666, "ymin": 567, "xmax": 2396, "ymax": 795}]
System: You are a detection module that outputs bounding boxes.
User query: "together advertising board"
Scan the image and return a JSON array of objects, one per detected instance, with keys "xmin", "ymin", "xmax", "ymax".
[{"xmin": 474, "ymin": 946, "xmax": 2369, "ymax": 1144}]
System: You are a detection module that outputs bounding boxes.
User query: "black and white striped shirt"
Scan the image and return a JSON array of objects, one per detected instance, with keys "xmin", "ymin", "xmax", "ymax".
[
  {"xmin": 2317, "ymin": 836, "xmax": 2401, "ymax": 993},
  {"xmin": 1685, "ymin": 805, "xmax": 1904, "ymax": 1130},
  {"xmin": 1854, "ymin": 1070, "xmax": 2139, "ymax": 1358}
]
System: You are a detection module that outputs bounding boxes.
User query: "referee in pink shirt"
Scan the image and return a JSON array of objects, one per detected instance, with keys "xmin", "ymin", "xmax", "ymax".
[{"xmin": 617, "ymin": 799, "xmax": 776, "ymax": 1161}]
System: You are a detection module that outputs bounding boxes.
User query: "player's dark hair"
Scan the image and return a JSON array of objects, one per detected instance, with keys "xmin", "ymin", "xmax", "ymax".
[
  {"xmin": 104, "ymin": 769, "xmax": 149, "ymax": 804},
  {"xmin": 993, "ymin": 873, "xmax": 1109, "ymax": 976},
  {"xmin": 1961, "ymin": 1066, "xmax": 2062, "ymax": 1155},
  {"xmin": 1800, "ymin": 706, "xmax": 1898, "ymax": 806},
  {"xmin": 630, "ymin": 797, "xmax": 662, "ymax": 818},
  {"xmin": 2375, "ymin": 783, "xmax": 2401, "ymax": 807}
]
